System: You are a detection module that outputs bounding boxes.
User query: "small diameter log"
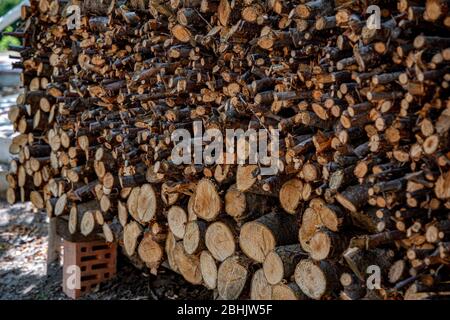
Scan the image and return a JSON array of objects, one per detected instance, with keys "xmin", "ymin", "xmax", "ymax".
[
  {"xmin": 294, "ymin": 259, "xmax": 340, "ymax": 300},
  {"xmin": 173, "ymin": 242, "xmax": 203, "ymax": 285},
  {"xmin": 240, "ymin": 212, "xmax": 298, "ymax": 263},
  {"xmin": 199, "ymin": 250, "xmax": 218, "ymax": 290},
  {"xmin": 349, "ymin": 230, "xmax": 405, "ymax": 249},
  {"xmin": 102, "ymin": 223, "xmax": 115, "ymax": 243},
  {"xmin": 167, "ymin": 205, "xmax": 188, "ymax": 239},
  {"xmin": 127, "ymin": 187, "xmax": 141, "ymax": 222},
  {"xmin": 54, "ymin": 193, "xmax": 68, "ymax": 216},
  {"xmin": 425, "ymin": 0, "xmax": 450, "ymax": 21},
  {"xmin": 388, "ymin": 260, "xmax": 408, "ymax": 284},
  {"xmin": 217, "ymin": 254, "xmax": 252, "ymax": 300},
  {"xmin": 205, "ymin": 219, "xmax": 237, "ymax": 262},
  {"xmin": 263, "ymin": 244, "xmax": 306, "ymax": 285},
  {"xmin": 118, "ymin": 201, "xmax": 128, "ymax": 227},
  {"xmin": 80, "ymin": 210, "xmax": 97, "ymax": 236},
  {"xmin": 68, "ymin": 200, "xmax": 100, "ymax": 234},
  {"xmin": 171, "ymin": 24, "xmax": 192, "ymax": 42},
  {"xmin": 6, "ymin": 188, "xmax": 20, "ymax": 205},
  {"xmin": 193, "ymin": 178, "xmax": 221, "ymax": 221},
  {"xmin": 183, "ymin": 220, "xmax": 207, "ymax": 255},
  {"xmin": 279, "ymin": 178, "xmax": 303, "ymax": 214},
  {"xmin": 271, "ymin": 282, "xmax": 306, "ymax": 300},
  {"xmin": 340, "ymin": 272, "xmax": 367, "ymax": 300},
  {"xmin": 187, "ymin": 194, "xmax": 198, "ymax": 221},
  {"xmin": 295, "ymin": 0, "xmax": 332, "ymax": 19},
  {"xmin": 55, "ymin": 217, "xmax": 102, "ymax": 242},
  {"xmin": 349, "ymin": 207, "xmax": 387, "ymax": 233},
  {"xmin": 435, "ymin": 171, "xmax": 450, "ymax": 199},
  {"xmin": 250, "ymin": 268, "xmax": 272, "ymax": 300}
]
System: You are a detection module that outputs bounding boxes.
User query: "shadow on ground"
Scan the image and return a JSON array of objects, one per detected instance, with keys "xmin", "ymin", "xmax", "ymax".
[{"xmin": 0, "ymin": 201, "xmax": 212, "ymax": 300}]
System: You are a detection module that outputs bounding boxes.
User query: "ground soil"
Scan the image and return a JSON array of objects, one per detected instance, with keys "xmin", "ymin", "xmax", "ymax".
[{"xmin": 0, "ymin": 201, "xmax": 213, "ymax": 300}]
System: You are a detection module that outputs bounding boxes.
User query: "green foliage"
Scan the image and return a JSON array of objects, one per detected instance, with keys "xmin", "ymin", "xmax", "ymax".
[
  {"xmin": 0, "ymin": 0, "xmax": 22, "ymax": 51},
  {"xmin": 0, "ymin": 26, "xmax": 20, "ymax": 51},
  {"xmin": 0, "ymin": 0, "xmax": 21, "ymax": 16}
]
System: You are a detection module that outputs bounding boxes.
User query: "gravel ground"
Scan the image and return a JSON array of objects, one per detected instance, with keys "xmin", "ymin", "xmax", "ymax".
[{"xmin": 0, "ymin": 201, "xmax": 213, "ymax": 300}]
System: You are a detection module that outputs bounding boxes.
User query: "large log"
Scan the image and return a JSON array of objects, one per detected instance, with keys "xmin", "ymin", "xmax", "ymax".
[
  {"xmin": 294, "ymin": 259, "xmax": 340, "ymax": 300},
  {"xmin": 263, "ymin": 244, "xmax": 306, "ymax": 285},
  {"xmin": 217, "ymin": 255, "xmax": 252, "ymax": 300},
  {"xmin": 239, "ymin": 212, "xmax": 298, "ymax": 263}
]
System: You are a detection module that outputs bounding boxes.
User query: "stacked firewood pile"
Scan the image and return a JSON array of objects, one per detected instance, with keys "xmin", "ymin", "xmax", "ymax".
[{"xmin": 4, "ymin": 0, "xmax": 450, "ymax": 300}]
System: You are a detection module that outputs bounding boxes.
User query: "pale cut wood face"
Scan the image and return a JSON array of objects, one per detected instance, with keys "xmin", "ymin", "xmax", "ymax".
[
  {"xmin": 193, "ymin": 178, "xmax": 221, "ymax": 221},
  {"xmin": 251, "ymin": 269, "xmax": 272, "ymax": 300},
  {"xmin": 205, "ymin": 221, "xmax": 236, "ymax": 261},
  {"xmin": 200, "ymin": 250, "xmax": 218, "ymax": 290},
  {"xmin": 240, "ymin": 221, "xmax": 276, "ymax": 263},
  {"xmin": 217, "ymin": 255, "xmax": 249, "ymax": 300}
]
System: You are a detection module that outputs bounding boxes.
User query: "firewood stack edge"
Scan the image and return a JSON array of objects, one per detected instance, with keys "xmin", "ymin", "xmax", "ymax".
[{"xmin": 5, "ymin": 0, "xmax": 450, "ymax": 300}]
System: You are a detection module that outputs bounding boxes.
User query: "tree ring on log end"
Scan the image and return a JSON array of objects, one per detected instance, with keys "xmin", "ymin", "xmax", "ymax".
[
  {"xmin": 239, "ymin": 221, "xmax": 276, "ymax": 263},
  {"xmin": 294, "ymin": 259, "xmax": 326, "ymax": 300},
  {"xmin": 193, "ymin": 179, "xmax": 221, "ymax": 221},
  {"xmin": 279, "ymin": 178, "xmax": 303, "ymax": 214},
  {"xmin": 263, "ymin": 250, "xmax": 284, "ymax": 285},
  {"xmin": 205, "ymin": 221, "xmax": 236, "ymax": 261},
  {"xmin": 217, "ymin": 255, "xmax": 249, "ymax": 300},
  {"xmin": 200, "ymin": 250, "xmax": 217, "ymax": 290}
]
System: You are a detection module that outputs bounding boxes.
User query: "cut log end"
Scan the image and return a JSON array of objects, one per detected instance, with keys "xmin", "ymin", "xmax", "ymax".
[
  {"xmin": 294, "ymin": 259, "xmax": 328, "ymax": 300},
  {"xmin": 263, "ymin": 250, "xmax": 284, "ymax": 285},
  {"xmin": 173, "ymin": 242, "xmax": 203, "ymax": 285},
  {"xmin": 123, "ymin": 221, "xmax": 142, "ymax": 256},
  {"xmin": 217, "ymin": 255, "xmax": 250, "ymax": 300},
  {"xmin": 250, "ymin": 268, "xmax": 272, "ymax": 300},
  {"xmin": 168, "ymin": 205, "xmax": 188, "ymax": 239},
  {"xmin": 193, "ymin": 179, "xmax": 221, "ymax": 221},
  {"xmin": 137, "ymin": 184, "xmax": 157, "ymax": 222},
  {"xmin": 279, "ymin": 178, "xmax": 303, "ymax": 214},
  {"xmin": 80, "ymin": 211, "xmax": 95, "ymax": 236},
  {"xmin": 199, "ymin": 250, "xmax": 217, "ymax": 290},
  {"xmin": 271, "ymin": 282, "xmax": 304, "ymax": 300},
  {"xmin": 225, "ymin": 185, "xmax": 246, "ymax": 218},
  {"xmin": 138, "ymin": 234, "xmax": 163, "ymax": 271},
  {"xmin": 309, "ymin": 231, "xmax": 332, "ymax": 261},
  {"xmin": 205, "ymin": 221, "xmax": 236, "ymax": 261},
  {"xmin": 236, "ymin": 165, "xmax": 258, "ymax": 191},
  {"xmin": 183, "ymin": 220, "xmax": 206, "ymax": 255},
  {"xmin": 240, "ymin": 221, "xmax": 276, "ymax": 263}
]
